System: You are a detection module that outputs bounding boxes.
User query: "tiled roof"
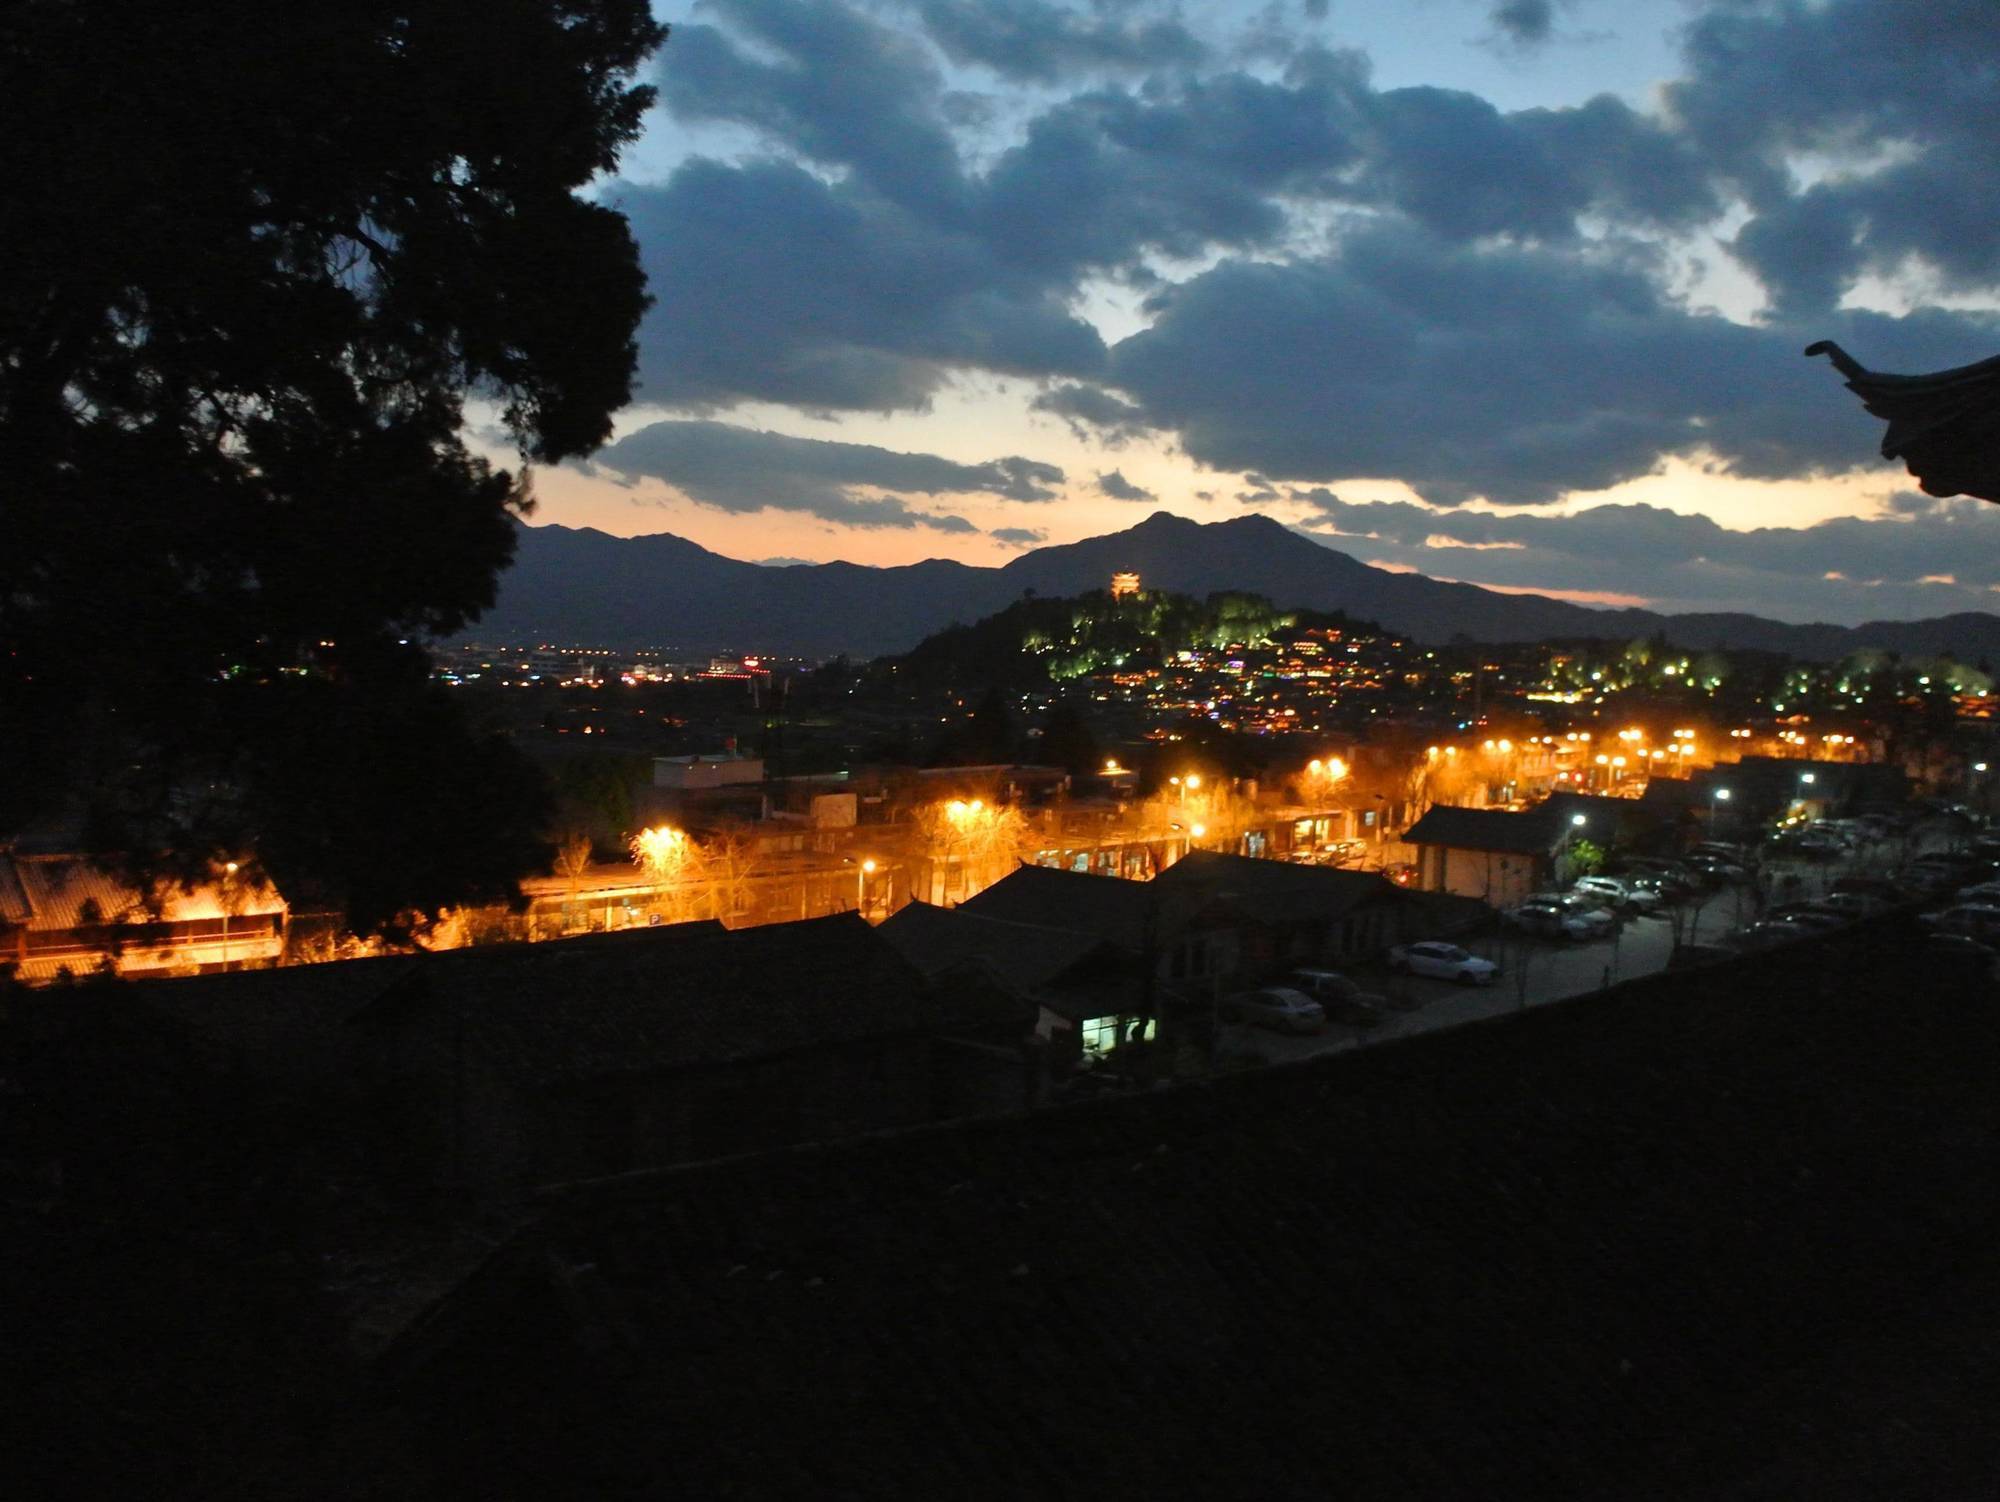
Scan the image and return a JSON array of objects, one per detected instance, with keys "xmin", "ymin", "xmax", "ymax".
[
  {"xmin": 0, "ymin": 856, "xmax": 29, "ymax": 924},
  {"xmin": 1, "ymin": 853, "xmax": 286, "ymax": 930},
  {"xmin": 145, "ymin": 915, "xmax": 1008, "ymax": 1091},
  {"xmin": 392, "ymin": 921, "xmax": 2000, "ymax": 1498},
  {"xmin": 958, "ymin": 864, "xmax": 1169, "ymax": 952},
  {"xmin": 879, "ymin": 901, "xmax": 1110, "ymax": 992},
  {"xmin": 1404, "ymin": 804, "xmax": 1565, "ymax": 855},
  {"xmin": 436, "ymin": 915, "xmax": 976, "ymax": 1088},
  {"xmin": 1152, "ymin": 849, "xmax": 1408, "ymax": 921}
]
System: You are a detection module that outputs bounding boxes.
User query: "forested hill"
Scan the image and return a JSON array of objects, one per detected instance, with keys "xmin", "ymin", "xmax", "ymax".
[{"xmin": 888, "ymin": 589, "xmax": 1383, "ymax": 689}]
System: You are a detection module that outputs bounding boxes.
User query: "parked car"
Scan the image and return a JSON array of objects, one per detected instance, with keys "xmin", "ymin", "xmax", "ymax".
[
  {"xmin": 1901, "ymin": 866, "xmax": 1966, "ymax": 898},
  {"xmin": 1387, "ymin": 941, "xmax": 1499, "ymax": 985},
  {"xmin": 1922, "ymin": 904, "xmax": 2000, "ymax": 944},
  {"xmin": 1217, "ymin": 987, "xmax": 1326, "ymax": 1034},
  {"xmin": 1689, "ymin": 841, "xmax": 1758, "ymax": 864},
  {"xmin": 1505, "ymin": 898, "xmax": 1597, "ymax": 941},
  {"xmin": 1817, "ymin": 890, "xmax": 1889, "ymax": 919},
  {"xmin": 1775, "ymin": 908, "xmax": 1849, "ymax": 934},
  {"xmin": 1616, "ymin": 857, "xmax": 1700, "ymax": 896},
  {"xmin": 1284, "ymin": 968, "xmax": 1389, "ymax": 1024},
  {"xmin": 1624, "ymin": 873, "xmax": 1682, "ymax": 905},
  {"xmin": 1572, "ymin": 874, "xmax": 1660, "ymax": 913},
  {"xmin": 1683, "ymin": 853, "xmax": 1749, "ymax": 883},
  {"xmin": 1832, "ymin": 875, "xmax": 1904, "ymax": 903},
  {"xmin": 1726, "ymin": 920, "xmax": 1808, "ymax": 950},
  {"xmin": 1541, "ymin": 892, "xmax": 1618, "ymax": 935}
]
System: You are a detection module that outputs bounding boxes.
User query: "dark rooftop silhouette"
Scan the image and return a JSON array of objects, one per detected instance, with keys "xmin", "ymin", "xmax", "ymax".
[{"xmin": 356, "ymin": 920, "xmax": 2000, "ymax": 1499}]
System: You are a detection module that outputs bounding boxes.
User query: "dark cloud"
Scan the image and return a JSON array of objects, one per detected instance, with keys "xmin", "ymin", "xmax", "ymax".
[
  {"xmin": 1290, "ymin": 491, "xmax": 2000, "ymax": 619},
  {"xmin": 621, "ymin": 159, "xmax": 1106, "ymax": 411},
  {"xmin": 989, "ymin": 525, "xmax": 1049, "ymax": 547},
  {"xmin": 1095, "ymin": 468, "xmax": 1156, "ymax": 502},
  {"xmin": 974, "ymin": 89, "xmax": 1293, "ymax": 280},
  {"xmin": 912, "ymin": 0, "xmax": 1206, "ymax": 82},
  {"xmin": 1487, "ymin": 0, "xmax": 1555, "ymax": 48},
  {"xmin": 1107, "ymin": 221, "xmax": 2000, "ymax": 505},
  {"xmin": 663, "ymin": 0, "xmax": 965, "ymax": 210},
  {"xmin": 593, "ymin": 420, "xmax": 1062, "ymax": 530},
  {"xmin": 625, "ymin": 0, "xmax": 2000, "ymax": 531},
  {"xmin": 1665, "ymin": 0, "xmax": 2000, "ymax": 312},
  {"xmin": 1029, "ymin": 382, "xmax": 1153, "ymax": 443}
]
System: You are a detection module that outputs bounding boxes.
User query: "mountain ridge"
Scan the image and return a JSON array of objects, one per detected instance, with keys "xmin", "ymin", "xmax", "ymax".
[{"xmin": 468, "ymin": 511, "xmax": 2000, "ymax": 662}]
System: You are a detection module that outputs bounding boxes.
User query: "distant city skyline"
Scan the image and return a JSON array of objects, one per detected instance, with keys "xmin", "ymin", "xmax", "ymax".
[{"xmin": 497, "ymin": 0, "xmax": 2000, "ymax": 624}]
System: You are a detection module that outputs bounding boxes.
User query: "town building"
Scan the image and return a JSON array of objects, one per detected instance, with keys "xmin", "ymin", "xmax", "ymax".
[
  {"xmin": 0, "ymin": 851, "xmax": 287, "ymax": 983},
  {"xmin": 1403, "ymin": 805, "xmax": 1581, "ymax": 906}
]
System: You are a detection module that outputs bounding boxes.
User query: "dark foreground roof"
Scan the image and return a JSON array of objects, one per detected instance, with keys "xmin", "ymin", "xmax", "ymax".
[
  {"xmin": 878, "ymin": 900, "xmax": 1110, "ymax": 991},
  {"xmin": 1152, "ymin": 848, "xmax": 1406, "ymax": 920},
  {"xmin": 381, "ymin": 920, "xmax": 2000, "ymax": 1500},
  {"xmin": 1404, "ymin": 803, "xmax": 1565, "ymax": 854},
  {"xmin": 138, "ymin": 914, "xmax": 985, "ymax": 1087},
  {"xmin": 957, "ymin": 863, "xmax": 1167, "ymax": 951}
]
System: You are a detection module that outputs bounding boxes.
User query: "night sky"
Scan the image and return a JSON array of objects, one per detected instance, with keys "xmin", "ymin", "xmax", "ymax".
[{"xmin": 502, "ymin": 0, "xmax": 2000, "ymax": 624}]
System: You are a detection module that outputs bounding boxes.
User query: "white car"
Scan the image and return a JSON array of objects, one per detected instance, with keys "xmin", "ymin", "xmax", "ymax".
[
  {"xmin": 1534, "ymin": 892, "xmax": 1617, "ymax": 936},
  {"xmin": 1388, "ymin": 941, "xmax": 1500, "ymax": 985},
  {"xmin": 1571, "ymin": 875, "xmax": 1660, "ymax": 913}
]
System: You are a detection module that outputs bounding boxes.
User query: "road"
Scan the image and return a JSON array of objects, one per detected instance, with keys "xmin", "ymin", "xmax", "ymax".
[{"xmin": 1219, "ymin": 815, "xmax": 1974, "ymax": 1068}]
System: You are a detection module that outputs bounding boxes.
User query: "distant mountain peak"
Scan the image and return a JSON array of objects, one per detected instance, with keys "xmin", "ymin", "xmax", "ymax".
[{"xmin": 484, "ymin": 514, "xmax": 2000, "ymax": 661}]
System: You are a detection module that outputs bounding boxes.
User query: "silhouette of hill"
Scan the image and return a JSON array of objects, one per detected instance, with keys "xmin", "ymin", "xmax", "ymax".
[{"xmin": 473, "ymin": 511, "xmax": 2000, "ymax": 661}]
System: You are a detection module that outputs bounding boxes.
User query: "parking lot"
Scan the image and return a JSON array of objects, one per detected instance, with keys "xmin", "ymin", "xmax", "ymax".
[{"xmin": 1217, "ymin": 814, "xmax": 1978, "ymax": 1068}]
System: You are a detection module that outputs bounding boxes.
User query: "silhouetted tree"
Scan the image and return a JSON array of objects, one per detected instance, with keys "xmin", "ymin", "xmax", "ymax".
[{"xmin": 0, "ymin": 1, "xmax": 666, "ymax": 930}]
